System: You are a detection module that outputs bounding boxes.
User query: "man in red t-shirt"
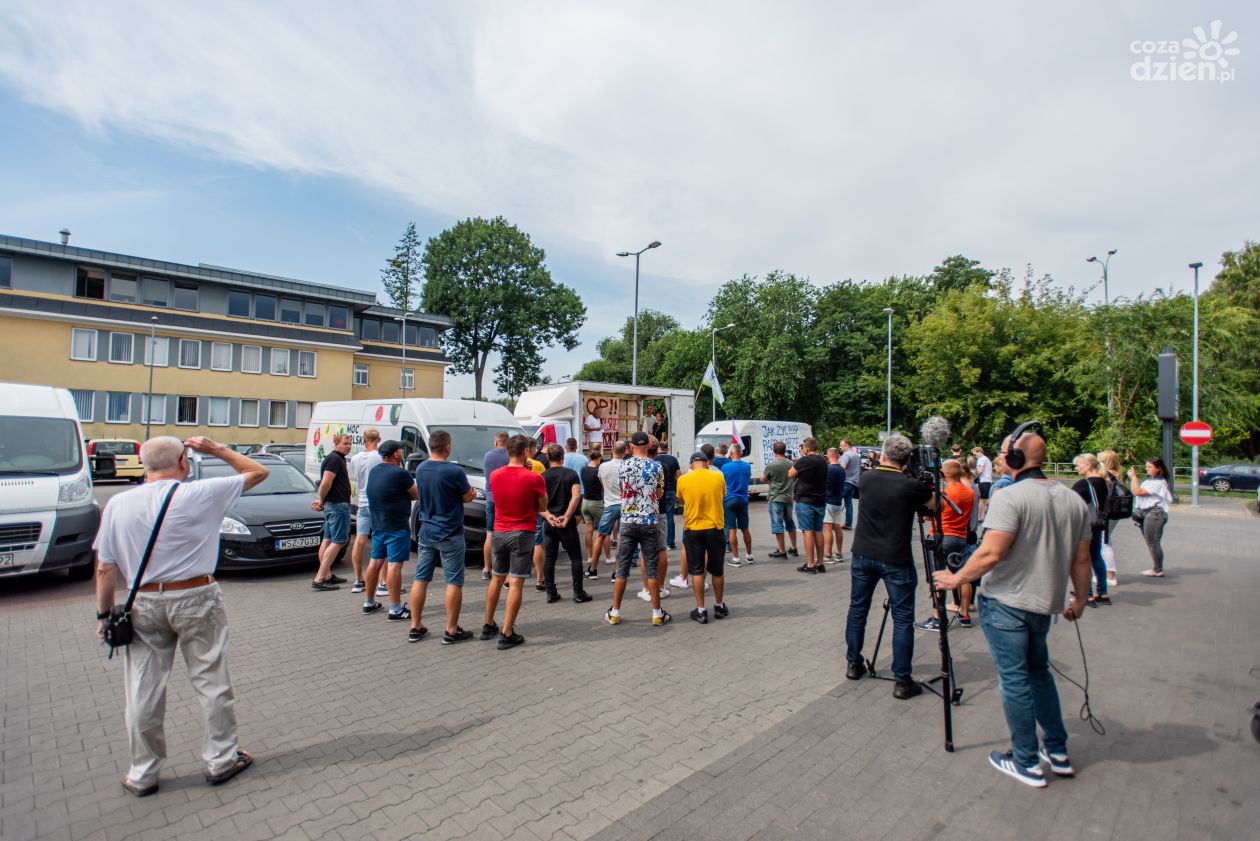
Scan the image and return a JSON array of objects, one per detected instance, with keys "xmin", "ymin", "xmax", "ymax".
[
  {"xmin": 483, "ymin": 435, "xmax": 547, "ymax": 650},
  {"xmin": 915, "ymin": 458, "xmax": 977, "ymax": 630}
]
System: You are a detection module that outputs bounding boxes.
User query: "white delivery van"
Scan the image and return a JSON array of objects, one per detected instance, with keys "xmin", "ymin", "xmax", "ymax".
[
  {"xmin": 305, "ymin": 398, "xmax": 526, "ymax": 552},
  {"xmin": 514, "ymin": 381, "xmax": 696, "ymax": 463},
  {"xmin": 694, "ymin": 419, "xmax": 813, "ymax": 496},
  {"xmin": 0, "ymin": 382, "xmax": 100, "ymax": 579}
]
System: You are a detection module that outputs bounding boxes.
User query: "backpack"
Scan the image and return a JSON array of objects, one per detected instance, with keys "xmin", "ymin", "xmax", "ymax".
[{"xmin": 1105, "ymin": 474, "xmax": 1133, "ymax": 520}]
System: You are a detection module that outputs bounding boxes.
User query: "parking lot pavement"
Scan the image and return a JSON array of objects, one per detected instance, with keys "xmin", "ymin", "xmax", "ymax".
[{"xmin": 2, "ymin": 496, "xmax": 1257, "ymax": 841}]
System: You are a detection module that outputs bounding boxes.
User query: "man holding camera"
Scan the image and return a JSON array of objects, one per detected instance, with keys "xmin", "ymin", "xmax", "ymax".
[
  {"xmin": 933, "ymin": 428, "xmax": 1091, "ymax": 788},
  {"xmin": 843, "ymin": 434, "xmax": 933, "ymax": 699}
]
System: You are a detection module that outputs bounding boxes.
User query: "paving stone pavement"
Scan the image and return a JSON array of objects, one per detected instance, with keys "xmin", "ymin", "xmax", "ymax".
[{"xmin": 2, "ymin": 496, "xmax": 1257, "ymax": 841}]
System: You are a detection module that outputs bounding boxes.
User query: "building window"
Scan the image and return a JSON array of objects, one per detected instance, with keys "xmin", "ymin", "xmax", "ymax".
[
  {"xmin": 142, "ymin": 394, "xmax": 165, "ymax": 424},
  {"xmin": 295, "ymin": 401, "xmax": 313, "ymax": 429},
  {"xmin": 71, "ymin": 389, "xmax": 93, "ymax": 422},
  {"xmin": 210, "ymin": 342, "xmax": 233, "ymax": 371},
  {"xmin": 227, "ymin": 290, "xmax": 251, "ymax": 318},
  {"xmin": 239, "ymin": 399, "xmax": 260, "ymax": 427},
  {"xmin": 404, "ymin": 323, "xmax": 419, "ymax": 346},
  {"xmin": 328, "ymin": 305, "xmax": 349, "ymax": 331},
  {"xmin": 208, "ymin": 397, "xmax": 230, "ymax": 426},
  {"xmin": 353, "ymin": 363, "xmax": 369, "ymax": 386},
  {"xmin": 75, "ymin": 267, "xmax": 106, "ymax": 299},
  {"xmin": 70, "ymin": 328, "xmax": 97, "ymax": 361},
  {"xmin": 419, "ymin": 326, "xmax": 437, "ymax": 348},
  {"xmin": 171, "ymin": 282, "xmax": 198, "ymax": 311},
  {"xmin": 268, "ymin": 400, "xmax": 288, "ymax": 427},
  {"xmin": 0, "ymin": 255, "xmax": 11, "ymax": 288},
  {"xmin": 280, "ymin": 299, "xmax": 301, "ymax": 324},
  {"xmin": 241, "ymin": 345, "xmax": 262, "ymax": 373},
  {"xmin": 144, "ymin": 336, "xmax": 169, "ymax": 367},
  {"xmin": 108, "ymin": 333, "xmax": 134, "ymax": 364},
  {"xmin": 142, "ymin": 277, "xmax": 168, "ymax": 307},
  {"xmin": 176, "ymin": 396, "xmax": 199, "ymax": 425},
  {"xmin": 304, "ymin": 302, "xmax": 325, "ymax": 327},
  {"xmin": 297, "ymin": 351, "xmax": 316, "ymax": 378},
  {"xmin": 254, "ymin": 294, "xmax": 277, "ymax": 321},
  {"xmin": 360, "ymin": 318, "xmax": 380, "ymax": 341},
  {"xmin": 179, "ymin": 339, "xmax": 201, "ymax": 369},
  {"xmin": 270, "ymin": 348, "xmax": 290, "ymax": 376},
  {"xmin": 109, "ymin": 272, "xmax": 138, "ymax": 303},
  {"xmin": 381, "ymin": 320, "xmax": 400, "ymax": 344},
  {"xmin": 106, "ymin": 392, "xmax": 131, "ymax": 423},
  {"xmin": 401, "ymin": 368, "xmax": 414, "ymax": 390}
]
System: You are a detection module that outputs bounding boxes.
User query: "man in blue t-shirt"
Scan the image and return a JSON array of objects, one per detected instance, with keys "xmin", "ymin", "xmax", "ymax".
[
  {"xmin": 410, "ymin": 429, "xmax": 476, "ymax": 644},
  {"xmin": 363, "ymin": 441, "xmax": 418, "ymax": 621},
  {"xmin": 721, "ymin": 445, "xmax": 754, "ymax": 565},
  {"xmin": 481, "ymin": 432, "xmax": 511, "ymax": 581}
]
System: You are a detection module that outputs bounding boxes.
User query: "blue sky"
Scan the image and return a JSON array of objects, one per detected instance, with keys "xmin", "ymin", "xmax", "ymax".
[{"xmin": 1, "ymin": 2, "xmax": 1256, "ymax": 398}]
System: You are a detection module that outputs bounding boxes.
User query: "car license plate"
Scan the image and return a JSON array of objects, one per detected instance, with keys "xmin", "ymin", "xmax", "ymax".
[
  {"xmin": 0, "ymin": 553, "xmax": 13, "ymax": 566},
  {"xmin": 276, "ymin": 536, "xmax": 321, "ymax": 551}
]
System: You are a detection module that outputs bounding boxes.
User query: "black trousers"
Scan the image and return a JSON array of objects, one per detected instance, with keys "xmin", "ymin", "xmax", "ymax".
[{"xmin": 543, "ymin": 521, "xmax": 584, "ymax": 591}]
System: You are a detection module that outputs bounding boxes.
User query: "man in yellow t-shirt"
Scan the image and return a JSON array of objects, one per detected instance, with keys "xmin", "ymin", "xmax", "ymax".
[{"xmin": 675, "ymin": 451, "xmax": 729, "ymax": 624}]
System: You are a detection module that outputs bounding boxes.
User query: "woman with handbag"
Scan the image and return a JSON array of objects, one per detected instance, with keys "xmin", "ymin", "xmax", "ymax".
[
  {"xmin": 1129, "ymin": 456, "xmax": 1173, "ymax": 577},
  {"xmin": 1072, "ymin": 453, "xmax": 1111, "ymax": 605}
]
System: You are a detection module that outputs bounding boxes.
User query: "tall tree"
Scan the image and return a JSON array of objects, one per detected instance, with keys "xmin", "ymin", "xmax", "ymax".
[
  {"xmin": 573, "ymin": 309, "xmax": 680, "ymax": 384},
  {"xmin": 380, "ymin": 222, "xmax": 424, "ymax": 312},
  {"xmin": 421, "ymin": 216, "xmax": 585, "ymax": 399}
]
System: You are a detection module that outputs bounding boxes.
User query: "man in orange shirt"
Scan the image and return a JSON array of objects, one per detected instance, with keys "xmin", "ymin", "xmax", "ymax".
[{"xmin": 915, "ymin": 458, "xmax": 976, "ymax": 630}]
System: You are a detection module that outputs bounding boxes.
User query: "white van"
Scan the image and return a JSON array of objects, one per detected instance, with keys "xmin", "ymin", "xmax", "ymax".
[
  {"xmin": 514, "ymin": 381, "xmax": 696, "ymax": 460},
  {"xmin": 0, "ymin": 382, "xmax": 100, "ymax": 579},
  {"xmin": 305, "ymin": 398, "xmax": 526, "ymax": 551},
  {"xmin": 694, "ymin": 419, "xmax": 814, "ymax": 496}
]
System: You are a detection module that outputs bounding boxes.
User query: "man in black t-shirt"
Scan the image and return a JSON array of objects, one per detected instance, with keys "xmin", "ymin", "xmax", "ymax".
[
  {"xmin": 843, "ymin": 434, "xmax": 934, "ymax": 700},
  {"xmin": 541, "ymin": 444, "xmax": 591, "ymax": 603},
  {"xmin": 310, "ymin": 433, "xmax": 353, "ymax": 590},
  {"xmin": 789, "ymin": 437, "xmax": 830, "ymax": 573},
  {"xmin": 655, "ymin": 444, "xmax": 681, "ymax": 550}
]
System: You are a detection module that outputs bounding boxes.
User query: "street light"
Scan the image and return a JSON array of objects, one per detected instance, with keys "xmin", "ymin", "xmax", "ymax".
[
  {"xmin": 395, "ymin": 313, "xmax": 409, "ymax": 398},
  {"xmin": 882, "ymin": 307, "xmax": 894, "ymax": 437},
  {"xmin": 1087, "ymin": 249, "xmax": 1118, "ymax": 422},
  {"xmin": 145, "ymin": 316, "xmax": 158, "ymax": 440},
  {"xmin": 710, "ymin": 322, "xmax": 736, "ymax": 423},
  {"xmin": 615, "ymin": 240, "xmax": 662, "ymax": 386},
  {"xmin": 1189, "ymin": 261, "xmax": 1203, "ymax": 507}
]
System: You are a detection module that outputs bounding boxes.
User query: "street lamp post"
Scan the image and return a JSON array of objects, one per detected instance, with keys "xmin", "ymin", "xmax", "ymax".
[
  {"xmin": 615, "ymin": 241, "xmax": 661, "ymax": 386},
  {"xmin": 1087, "ymin": 249, "xmax": 1118, "ymax": 422},
  {"xmin": 710, "ymin": 322, "xmax": 735, "ymax": 423},
  {"xmin": 882, "ymin": 307, "xmax": 894, "ymax": 437},
  {"xmin": 396, "ymin": 313, "xmax": 408, "ymax": 398},
  {"xmin": 1189, "ymin": 261, "xmax": 1203, "ymax": 507},
  {"xmin": 145, "ymin": 316, "xmax": 158, "ymax": 440}
]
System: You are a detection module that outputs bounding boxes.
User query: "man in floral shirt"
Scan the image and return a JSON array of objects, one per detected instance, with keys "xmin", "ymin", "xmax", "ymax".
[{"xmin": 605, "ymin": 431, "xmax": 668, "ymax": 626}]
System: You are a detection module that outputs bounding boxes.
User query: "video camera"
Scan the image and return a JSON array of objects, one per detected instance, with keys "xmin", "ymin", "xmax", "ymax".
[{"xmin": 906, "ymin": 444, "xmax": 943, "ymax": 490}]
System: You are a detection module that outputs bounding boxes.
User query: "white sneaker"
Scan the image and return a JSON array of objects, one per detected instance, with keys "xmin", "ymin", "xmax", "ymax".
[
  {"xmin": 823, "ymin": 554, "xmax": 836, "ymax": 564},
  {"xmin": 669, "ymin": 574, "xmax": 690, "ymax": 589},
  {"xmin": 375, "ymin": 583, "xmax": 388, "ymax": 597},
  {"xmin": 637, "ymin": 588, "xmax": 652, "ymax": 602},
  {"xmin": 745, "ymin": 554, "xmax": 755, "ymax": 565},
  {"xmin": 659, "ymin": 587, "xmax": 671, "ymax": 599},
  {"xmin": 727, "ymin": 556, "xmax": 743, "ymax": 567}
]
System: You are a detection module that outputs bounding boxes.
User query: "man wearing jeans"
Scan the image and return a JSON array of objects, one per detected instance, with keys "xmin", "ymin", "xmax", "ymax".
[
  {"xmin": 843, "ymin": 434, "xmax": 933, "ymax": 699},
  {"xmin": 933, "ymin": 428, "xmax": 1091, "ymax": 788},
  {"xmin": 838, "ymin": 440, "xmax": 862, "ymax": 529},
  {"xmin": 762, "ymin": 442, "xmax": 798, "ymax": 559},
  {"xmin": 410, "ymin": 430, "xmax": 476, "ymax": 644}
]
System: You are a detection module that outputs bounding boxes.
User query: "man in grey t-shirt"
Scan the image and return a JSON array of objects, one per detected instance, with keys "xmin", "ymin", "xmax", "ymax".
[
  {"xmin": 932, "ymin": 427, "xmax": 1091, "ymax": 789},
  {"xmin": 838, "ymin": 440, "xmax": 862, "ymax": 529}
]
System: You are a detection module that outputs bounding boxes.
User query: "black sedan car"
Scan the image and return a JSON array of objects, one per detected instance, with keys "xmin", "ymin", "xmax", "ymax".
[
  {"xmin": 188, "ymin": 453, "xmax": 326, "ymax": 571},
  {"xmin": 1199, "ymin": 463, "xmax": 1260, "ymax": 493}
]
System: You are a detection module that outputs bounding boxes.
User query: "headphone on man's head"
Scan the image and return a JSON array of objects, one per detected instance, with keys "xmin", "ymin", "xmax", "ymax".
[{"xmin": 1004, "ymin": 420, "xmax": 1044, "ymax": 471}]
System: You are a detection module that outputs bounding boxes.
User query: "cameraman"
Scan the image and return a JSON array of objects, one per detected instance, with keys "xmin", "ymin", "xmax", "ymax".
[
  {"xmin": 932, "ymin": 429, "xmax": 1091, "ymax": 788},
  {"xmin": 843, "ymin": 434, "xmax": 934, "ymax": 700}
]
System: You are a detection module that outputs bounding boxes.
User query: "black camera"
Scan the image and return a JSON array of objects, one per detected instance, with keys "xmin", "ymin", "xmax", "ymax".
[{"xmin": 906, "ymin": 444, "xmax": 942, "ymax": 488}]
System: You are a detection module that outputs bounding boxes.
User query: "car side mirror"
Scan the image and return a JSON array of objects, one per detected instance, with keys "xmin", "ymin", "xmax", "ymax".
[
  {"xmin": 91, "ymin": 452, "xmax": 116, "ymax": 480},
  {"xmin": 405, "ymin": 453, "xmax": 426, "ymax": 473}
]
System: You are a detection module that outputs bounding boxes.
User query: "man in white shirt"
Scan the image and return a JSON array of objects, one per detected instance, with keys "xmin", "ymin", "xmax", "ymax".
[
  {"xmin": 973, "ymin": 447, "xmax": 994, "ymax": 516},
  {"xmin": 591, "ymin": 440, "xmax": 625, "ymax": 571},
  {"xmin": 94, "ymin": 436, "xmax": 268, "ymax": 797},
  {"xmin": 584, "ymin": 407, "xmax": 604, "ymax": 449},
  {"xmin": 349, "ymin": 428, "xmax": 383, "ymax": 594}
]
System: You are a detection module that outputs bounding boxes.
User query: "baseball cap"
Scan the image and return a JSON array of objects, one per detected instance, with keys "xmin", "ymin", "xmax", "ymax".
[
  {"xmin": 378, "ymin": 440, "xmax": 405, "ymax": 459},
  {"xmin": 689, "ymin": 451, "xmax": 708, "ymax": 464},
  {"xmin": 630, "ymin": 431, "xmax": 650, "ymax": 446}
]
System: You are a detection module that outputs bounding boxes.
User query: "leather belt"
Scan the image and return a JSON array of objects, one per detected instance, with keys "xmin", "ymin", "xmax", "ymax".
[{"xmin": 138, "ymin": 575, "xmax": 215, "ymax": 593}]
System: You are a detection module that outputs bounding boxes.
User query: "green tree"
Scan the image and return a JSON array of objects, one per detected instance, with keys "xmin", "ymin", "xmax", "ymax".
[
  {"xmin": 380, "ymin": 222, "xmax": 424, "ymax": 312},
  {"xmin": 573, "ymin": 310, "xmax": 680, "ymax": 384},
  {"xmin": 1211, "ymin": 240, "xmax": 1260, "ymax": 309},
  {"xmin": 421, "ymin": 216, "xmax": 585, "ymax": 399}
]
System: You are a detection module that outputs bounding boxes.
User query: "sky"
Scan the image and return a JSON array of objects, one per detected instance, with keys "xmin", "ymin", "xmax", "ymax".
[{"xmin": 0, "ymin": 1, "xmax": 1255, "ymax": 399}]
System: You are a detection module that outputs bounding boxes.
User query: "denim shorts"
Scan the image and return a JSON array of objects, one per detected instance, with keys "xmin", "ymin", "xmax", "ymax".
[
  {"xmin": 322, "ymin": 502, "xmax": 351, "ymax": 544},
  {"xmin": 355, "ymin": 507, "xmax": 372, "ymax": 537},
  {"xmin": 824, "ymin": 504, "xmax": 844, "ymax": 525},
  {"xmin": 415, "ymin": 534, "xmax": 466, "ymax": 585},
  {"xmin": 768, "ymin": 500, "xmax": 796, "ymax": 534},
  {"xmin": 371, "ymin": 527, "xmax": 410, "ymax": 564},
  {"xmin": 795, "ymin": 502, "xmax": 826, "ymax": 532},
  {"xmin": 535, "ymin": 514, "xmax": 545, "ymax": 546},
  {"xmin": 596, "ymin": 504, "xmax": 621, "ymax": 536},
  {"xmin": 723, "ymin": 498, "xmax": 750, "ymax": 531}
]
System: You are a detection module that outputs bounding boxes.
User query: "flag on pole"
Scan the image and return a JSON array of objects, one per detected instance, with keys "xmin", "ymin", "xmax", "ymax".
[
  {"xmin": 730, "ymin": 419, "xmax": 740, "ymax": 446},
  {"xmin": 702, "ymin": 361, "xmax": 725, "ymax": 405}
]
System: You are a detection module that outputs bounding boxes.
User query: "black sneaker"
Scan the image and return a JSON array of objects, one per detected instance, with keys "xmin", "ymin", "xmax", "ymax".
[
  {"xmin": 573, "ymin": 591, "xmax": 593, "ymax": 603},
  {"xmin": 362, "ymin": 601, "xmax": 383, "ymax": 615},
  {"xmin": 893, "ymin": 680, "xmax": 923, "ymax": 700},
  {"xmin": 914, "ymin": 617, "xmax": 941, "ymax": 632},
  {"xmin": 690, "ymin": 608, "xmax": 708, "ymax": 625},
  {"xmin": 713, "ymin": 603, "xmax": 729, "ymax": 619},
  {"xmin": 481, "ymin": 569, "xmax": 492, "ymax": 581},
  {"xmin": 311, "ymin": 580, "xmax": 340, "ymax": 591},
  {"xmin": 386, "ymin": 607, "xmax": 412, "ymax": 621},
  {"xmin": 815, "ymin": 563, "xmax": 826, "ymax": 574},
  {"xmin": 407, "ymin": 626, "xmax": 428, "ymax": 643},
  {"xmin": 441, "ymin": 627, "xmax": 473, "ymax": 645},
  {"xmin": 957, "ymin": 614, "xmax": 973, "ymax": 628},
  {"xmin": 497, "ymin": 631, "xmax": 525, "ymax": 650},
  {"xmin": 534, "ymin": 581, "xmax": 548, "ymax": 592},
  {"xmin": 767, "ymin": 550, "xmax": 788, "ymax": 559},
  {"xmin": 788, "ymin": 548, "xmax": 799, "ymax": 556},
  {"xmin": 326, "ymin": 574, "xmax": 348, "ymax": 585},
  {"xmin": 796, "ymin": 564, "xmax": 817, "ymax": 574},
  {"xmin": 480, "ymin": 622, "xmax": 500, "ymax": 640},
  {"xmin": 846, "ymin": 660, "xmax": 867, "ymax": 680},
  {"xmin": 546, "ymin": 590, "xmax": 563, "ymax": 604},
  {"xmin": 583, "ymin": 568, "xmax": 598, "ymax": 580}
]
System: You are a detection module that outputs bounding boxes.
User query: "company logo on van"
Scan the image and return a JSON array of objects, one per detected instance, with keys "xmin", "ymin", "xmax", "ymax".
[
  {"xmin": 375, "ymin": 406, "xmax": 384, "ymax": 422},
  {"xmin": 312, "ymin": 428, "xmax": 321, "ymax": 446}
]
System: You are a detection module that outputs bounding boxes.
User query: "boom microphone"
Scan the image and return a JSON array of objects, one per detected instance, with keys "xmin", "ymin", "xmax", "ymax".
[{"xmin": 919, "ymin": 416, "xmax": 951, "ymax": 450}]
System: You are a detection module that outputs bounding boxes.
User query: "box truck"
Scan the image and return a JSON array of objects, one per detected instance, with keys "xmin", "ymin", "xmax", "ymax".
[
  {"xmin": 694, "ymin": 419, "xmax": 813, "ymax": 496},
  {"xmin": 514, "ymin": 381, "xmax": 695, "ymax": 459}
]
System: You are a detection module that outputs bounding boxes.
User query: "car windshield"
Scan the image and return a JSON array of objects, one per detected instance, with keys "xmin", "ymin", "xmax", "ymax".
[
  {"xmin": 92, "ymin": 440, "xmax": 138, "ymax": 456},
  {"xmin": 0, "ymin": 417, "xmax": 82, "ymax": 475},
  {"xmin": 441, "ymin": 425, "xmax": 525, "ymax": 472},
  {"xmin": 197, "ymin": 458, "xmax": 315, "ymax": 495}
]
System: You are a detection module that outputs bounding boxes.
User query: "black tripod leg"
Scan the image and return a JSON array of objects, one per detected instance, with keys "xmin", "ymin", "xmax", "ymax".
[{"xmin": 865, "ymin": 599, "xmax": 892, "ymax": 680}]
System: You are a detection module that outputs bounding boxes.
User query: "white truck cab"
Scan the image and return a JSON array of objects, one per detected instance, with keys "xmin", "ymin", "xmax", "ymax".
[{"xmin": 0, "ymin": 382, "xmax": 101, "ymax": 579}]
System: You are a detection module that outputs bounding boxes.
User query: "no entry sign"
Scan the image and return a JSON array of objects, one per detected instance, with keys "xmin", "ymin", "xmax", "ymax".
[{"xmin": 1179, "ymin": 420, "xmax": 1212, "ymax": 447}]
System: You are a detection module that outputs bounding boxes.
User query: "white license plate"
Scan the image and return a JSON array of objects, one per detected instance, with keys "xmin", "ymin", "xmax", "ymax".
[
  {"xmin": 276, "ymin": 536, "xmax": 321, "ymax": 551},
  {"xmin": 0, "ymin": 553, "xmax": 12, "ymax": 566}
]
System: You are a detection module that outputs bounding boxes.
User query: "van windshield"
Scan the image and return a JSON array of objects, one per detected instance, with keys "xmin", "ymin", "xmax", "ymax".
[
  {"xmin": 0, "ymin": 417, "xmax": 83, "ymax": 475},
  {"xmin": 440, "ymin": 425, "xmax": 524, "ymax": 472}
]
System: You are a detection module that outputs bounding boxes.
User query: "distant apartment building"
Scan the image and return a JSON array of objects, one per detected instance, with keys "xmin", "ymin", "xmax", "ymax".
[{"xmin": 0, "ymin": 234, "xmax": 451, "ymax": 444}]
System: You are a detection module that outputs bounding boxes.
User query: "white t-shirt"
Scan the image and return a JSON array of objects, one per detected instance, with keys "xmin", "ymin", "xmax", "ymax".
[
  {"xmin": 584, "ymin": 414, "xmax": 603, "ymax": 446},
  {"xmin": 598, "ymin": 458, "xmax": 623, "ymax": 507},
  {"xmin": 1136, "ymin": 478, "xmax": 1173, "ymax": 513},
  {"xmin": 94, "ymin": 476, "xmax": 246, "ymax": 584},
  {"xmin": 350, "ymin": 449, "xmax": 383, "ymax": 508},
  {"xmin": 975, "ymin": 454, "xmax": 993, "ymax": 484}
]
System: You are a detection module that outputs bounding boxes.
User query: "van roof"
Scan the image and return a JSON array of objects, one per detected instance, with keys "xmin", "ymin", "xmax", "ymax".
[{"xmin": 0, "ymin": 382, "xmax": 78, "ymax": 419}]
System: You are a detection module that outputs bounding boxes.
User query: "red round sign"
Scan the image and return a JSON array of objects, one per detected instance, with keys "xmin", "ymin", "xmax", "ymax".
[{"xmin": 1179, "ymin": 420, "xmax": 1212, "ymax": 446}]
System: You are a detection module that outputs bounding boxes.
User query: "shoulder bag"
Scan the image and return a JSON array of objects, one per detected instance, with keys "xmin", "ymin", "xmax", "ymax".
[
  {"xmin": 1106, "ymin": 473, "xmax": 1133, "ymax": 520},
  {"xmin": 103, "ymin": 483, "xmax": 179, "ymax": 659}
]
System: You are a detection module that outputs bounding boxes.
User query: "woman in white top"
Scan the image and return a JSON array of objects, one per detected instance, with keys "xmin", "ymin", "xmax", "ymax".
[{"xmin": 1129, "ymin": 456, "xmax": 1173, "ymax": 577}]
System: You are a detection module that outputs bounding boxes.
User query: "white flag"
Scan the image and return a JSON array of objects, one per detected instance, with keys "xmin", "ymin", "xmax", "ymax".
[{"xmin": 702, "ymin": 361, "xmax": 725, "ymax": 405}]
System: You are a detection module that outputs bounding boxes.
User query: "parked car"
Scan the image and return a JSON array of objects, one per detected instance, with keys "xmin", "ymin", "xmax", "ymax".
[
  {"xmin": 277, "ymin": 450, "xmax": 306, "ymax": 473},
  {"xmin": 257, "ymin": 443, "xmax": 305, "ymax": 455},
  {"xmin": 86, "ymin": 438, "xmax": 144, "ymax": 482},
  {"xmin": 1198, "ymin": 464, "xmax": 1260, "ymax": 493},
  {"xmin": 187, "ymin": 453, "xmax": 327, "ymax": 571}
]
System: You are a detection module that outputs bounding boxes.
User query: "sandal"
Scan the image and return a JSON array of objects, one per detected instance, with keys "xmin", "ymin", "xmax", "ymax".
[
  {"xmin": 121, "ymin": 778, "xmax": 159, "ymax": 797},
  {"xmin": 1086, "ymin": 597, "xmax": 1098, "ymax": 608},
  {"xmin": 205, "ymin": 750, "xmax": 253, "ymax": 786},
  {"xmin": 1097, "ymin": 595, "xmax": 1112, "ymax": 605}
]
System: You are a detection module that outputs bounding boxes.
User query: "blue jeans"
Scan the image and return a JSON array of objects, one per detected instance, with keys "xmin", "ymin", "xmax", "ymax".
[
  {"xmin": 1087, "ymin": 529, "xmax": 1107, "ymax": 597},
  {"xmin": 978, "ymin": 593, "xmax": 1068, "ymax": 767},
  {"xmin": 845, "ymin": 553, "xmax": 917, "ymax": 681},
  {"xmin": 415, "ymin": 534, "xmax": 466, "ymax": 585},
  {"xmin": 842, "ymin": 481, "xmax": 858, "ymax": 527},
  {"xmin": 661, "ymin": 493, "xmax": 677, "ymax": 547},
  {"xmin": 768, "ymin": 501, "xmax": 796, "ymax": 534}
]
